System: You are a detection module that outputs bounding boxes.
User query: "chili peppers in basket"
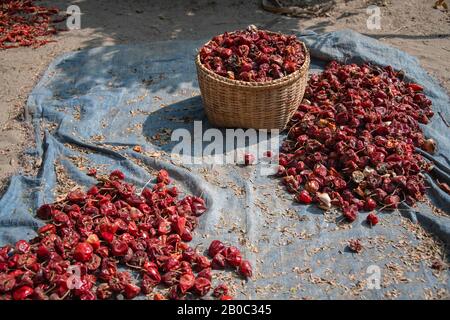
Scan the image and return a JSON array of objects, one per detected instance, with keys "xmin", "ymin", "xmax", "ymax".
[
  {"xmin": 199, "ymin": 26, "xmax": 306, "ymax": 82},
  {"xmin": 278, "ymin": 61, "xmax": 435, "ymax": 222},
  {"xmin": 0, "ymin": 170, "xmax": 251, "ymax": 300},
  {"xmin": 0, "ymin": 0, "xmax": 66, "ymax": 49}
]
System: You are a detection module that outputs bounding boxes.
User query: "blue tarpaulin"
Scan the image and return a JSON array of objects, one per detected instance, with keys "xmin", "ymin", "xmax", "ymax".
[{"xmin": 0, "ymin": 30, "xmax": 449, "ymax": 299}]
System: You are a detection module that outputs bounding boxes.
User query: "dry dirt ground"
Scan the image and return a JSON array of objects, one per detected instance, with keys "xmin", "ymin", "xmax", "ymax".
[{"xmin": 0, "ymin": 0, "xmax": 449, "ymax": 192}]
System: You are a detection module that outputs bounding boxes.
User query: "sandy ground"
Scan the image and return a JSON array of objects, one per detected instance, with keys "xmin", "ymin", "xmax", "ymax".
[{"xmin": 0, "ymin": 0, "xmax": 449, "ymax": 192}]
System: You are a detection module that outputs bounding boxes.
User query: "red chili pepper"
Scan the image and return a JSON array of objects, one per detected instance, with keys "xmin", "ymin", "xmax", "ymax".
[
  {"xmin": 0, "ymin": 0, "xmax": 66, "ymax": 50},
  {"xmin": 366, "ymin": 213, "xmax": 379, "ymax": 226}
]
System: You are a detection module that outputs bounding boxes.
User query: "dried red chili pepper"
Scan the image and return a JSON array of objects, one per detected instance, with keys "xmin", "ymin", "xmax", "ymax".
[
  {"xmin": 87, "ymin": 168, "xmax": 97, "ymax": 176},
  {"xmin": 96, "ymin": 283, "xmax": 113, "ymax": 300},
  {"xmin": 15, "ymin": 240, "xmax": 30, "ymax": 254},
  {"xmin": 178, "ymin": 273, "xmax": 195, "ymax": 294},
  {"xmin": 86, "ymin": 234, "xmax": 100, "ymax": 251},
  {"xmin": 153, "ymin": 293, "xmax": 166, "ymax": 300},
  {"xmin": 12, "ymin": 286, "xmax": 34, "ymax": 300},
  {"xmin": 194, "ymin": 255, "xmax": 211, "ymax": 272},
  {"xmin": 239, "ymin": 260, "xmax": 252, "ymax": 278},
  {"xmin": 211, "ymin": 253, "xmax": 226, "ymax": 270},
  {"xmin": 212, "ymin": 283, "xmax": 229, "ymax": 298},
  {"xmin": 438, "ymin": 181, "xmax": 450, "ymax": 195},
  {"xmin": 192, "ymin": 277, "xmax": 211, "ymax": 296},
  {"xmin": 348, "ymin": 239, "xmax": 363, "ymax": 253},
  {"xmin": 208, "ymin": 240, "xmax": 225, "ymax": 257},
  {"xmin": 157, "ymin": 169, "xmax": 171, "ymax": 184},
  {"xmin": 244, "ymin": 153, "xmax": 255, "ymax": 165},
  {"xmin": 295, "ymin": 190, "xmax": 312, "ymax": 204},
  {"xmin": 366, "ymin": 213, "xmax": 379, "ymax": 226},
  {"xmin": 73, "ymin": 243, "xmax": 93, "ymax": 262},
  {"xmin": 343, "ymin": 205, "xmax": 358, "ymax": 222},
  {"xmin": 0, "ymin": 274, "xmax": 16, "ymax": 293},
  {"xmin": 123, "ymin": 283, "xmax": 141, "ymax": 299},
  {"xmin": 223, "ymin": 246, "xmax": 242, "ymax": 267},
  {"xmin": 197, "ymin": 268, "xmax": 212, "ymax": 281}
]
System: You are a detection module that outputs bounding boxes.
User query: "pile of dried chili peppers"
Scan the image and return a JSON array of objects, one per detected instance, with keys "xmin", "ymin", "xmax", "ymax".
[
  {"xmin": 0, "ymin": 170, "xmax": 252, "ymax": 300},
  {"xmin": 199, "ymin": 26, "xmax": 306, "ymax": 82},
  {"xmin": 277, "ymin": 61, "xmax": 435, "ymax": 223},
  {"xmin": 0, "ymin": 0, "xmax": 66, "ymax": 49}
]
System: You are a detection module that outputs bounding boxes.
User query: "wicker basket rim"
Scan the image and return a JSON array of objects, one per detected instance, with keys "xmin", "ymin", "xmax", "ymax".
[{"xmin": 196, "ymin": 33, "xmax": 310, "ymax": 88}]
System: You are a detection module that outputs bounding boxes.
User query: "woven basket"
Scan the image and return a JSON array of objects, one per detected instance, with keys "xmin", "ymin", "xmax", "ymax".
[{"xmin": 196, "ymin": 39, "xmax": 310, "ymax": 129}]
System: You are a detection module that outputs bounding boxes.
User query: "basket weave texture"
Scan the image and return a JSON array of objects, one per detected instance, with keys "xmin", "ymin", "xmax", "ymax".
[{"xmin": 196, "ymin": 40, "xmax": 310, "ymax": 129}]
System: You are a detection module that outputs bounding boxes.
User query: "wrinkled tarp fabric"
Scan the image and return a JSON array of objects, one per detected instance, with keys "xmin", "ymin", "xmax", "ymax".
[{"xmin": 0, "ymin": 30, "xmax": 449, "ymax": 299}]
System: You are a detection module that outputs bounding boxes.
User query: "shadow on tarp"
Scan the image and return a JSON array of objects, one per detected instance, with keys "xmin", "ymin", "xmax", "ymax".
[
  {"xmin": 142, "ymin": 95, "xmax": 281, "ymax": 158},
  {"xmin": 44, "ymin": 43, "xmax": 199, "ymax": 101}
]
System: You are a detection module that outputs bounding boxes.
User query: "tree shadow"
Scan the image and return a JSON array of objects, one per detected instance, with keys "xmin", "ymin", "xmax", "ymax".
[
  {"xmin": 49, "ymin": 0, "xmax": 304, "ymax": 48},
  {"xmin": 142, "ymin": 96, "xmax": 207, "ymax": 154},
  {"xmin": 303, "ymin": 20, "xmax": 334, "ymax": 34},
  {"xmin": 45, "ymin": 42, "xmax": 201, "ymax": 100},
  {"xmin": 38, "ymin": 0, "xmax": 307, "ymax": 107},
  {"xmin": 361, "ymin": 33, "xmax": 450, "ymax": 40}
]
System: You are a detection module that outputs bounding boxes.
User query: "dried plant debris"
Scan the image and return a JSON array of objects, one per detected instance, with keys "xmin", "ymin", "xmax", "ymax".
[{"xmin": 147, "ymin": 128, "xmax": 173, "ymax": 146}]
